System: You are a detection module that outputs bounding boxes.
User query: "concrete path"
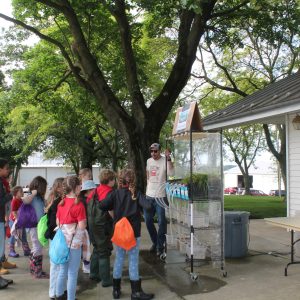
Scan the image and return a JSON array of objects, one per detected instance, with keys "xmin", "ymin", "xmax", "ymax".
[{"xmin": 1, "ymin": 219, "xmax": 300, "ymax": 300}]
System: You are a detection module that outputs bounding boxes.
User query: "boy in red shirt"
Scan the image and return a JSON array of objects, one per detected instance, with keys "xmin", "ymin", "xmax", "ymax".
[
  {"xmin": 87, "ymin": 169, "xmax": 115, "ymax": 287},
  {"xmin": 9, "ymin": 186, "xmax": 31, "ymax": 258}
]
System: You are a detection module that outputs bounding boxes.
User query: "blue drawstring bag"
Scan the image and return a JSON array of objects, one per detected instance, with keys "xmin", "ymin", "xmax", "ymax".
[
  {"xmin": 49, "ymin": 228, "xmax": 70, "ymax": 264},
  {"xmin": 16, "ymin": 203, "xmax": 38, "ymax": 229}
]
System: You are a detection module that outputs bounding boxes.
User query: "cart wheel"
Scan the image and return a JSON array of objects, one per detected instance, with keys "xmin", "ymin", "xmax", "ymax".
[
  {"xmin": 190, "ymin": 273, "xmax": 198, "ymax": 281},
  {"xmin": 160, "ymin": 252, "xmax": 167, "ymax": 261},
  {"xmin": 222, "ymin": 271, "xmax": 227, "ymax": 278}
]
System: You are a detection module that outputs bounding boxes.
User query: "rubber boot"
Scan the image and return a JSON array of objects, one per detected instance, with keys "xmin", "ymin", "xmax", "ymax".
[
  {"xmin": 32, "ymin": 255, "xmax": 48, "ymax": 279},
  {"xmin": 112, "ymin": 278, "xmax": 121, "ymax": 299},
  {"xmin": 0, "ymin": 276, "xmax": 8, "ymax": 289},
  {"xmin": 130, "ymin": 279, "xmax": 154, "ymax": 300},
  {"xmin": 99, "ymin": 257, "xmax": 112, "ymax": 287},
  {"xmin": 22, "ymin": 241, "xmax": 31, "ymax": 256},
  {"xmin": 89, "ymin": 251, "xmax": 100, "ymax": 282},
  {"xmin": 29, "ymin": 253, "xmax": 34, "ymax": 274}
]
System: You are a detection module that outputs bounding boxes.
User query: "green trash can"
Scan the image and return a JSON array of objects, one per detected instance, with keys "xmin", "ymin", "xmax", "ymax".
[{"xmin": 225, "ymin": 211, "xmax": 250, "ymax": 258}]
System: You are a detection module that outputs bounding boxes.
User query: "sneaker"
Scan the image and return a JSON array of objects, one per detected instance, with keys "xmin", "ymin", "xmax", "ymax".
[
  {"xmin": 2, "ymin": 260, "xmax": 17, "ymax": 269},
  {"xmin": 8, "ymin": 251, "xmax": 19, "ymax": 258},
  {"xmin": 82, "ymin": 261, "xmax": 90, "ymax": 274},
  {"xmin": 156, "ymin": 249, "xmax": 164, "ymax": 257},
  {"xmin": 0, "ymin": 268, "xmax": 9, "ymax": 275}
]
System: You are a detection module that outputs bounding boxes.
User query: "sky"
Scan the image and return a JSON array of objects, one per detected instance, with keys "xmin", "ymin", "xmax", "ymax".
[{"xmin": 0, "ymin": 0, "xmax": 13, "ymax": 29}]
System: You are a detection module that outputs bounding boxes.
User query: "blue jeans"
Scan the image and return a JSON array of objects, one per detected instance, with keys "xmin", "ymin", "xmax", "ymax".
[
  {"xmin": 113, "ymin": 238, "xmax": 140, "ymax": 281},
  {"xmin": 144, "ymin": 196, "xmax": 167, "ymax": 251},
  {"xmin": 49, "ymin": 261, "xmax": 60, "ymax": 297},
  {"xmin": 56, "ymin": 248, "xmax": 81, "ymax": 300},
  {"xmin": 49, "ymin": 241, "xmax": 67, "ymax": 298},
  {"xmin": 0, "ymin": 222, "xmax": 4, "ymax": 258}
]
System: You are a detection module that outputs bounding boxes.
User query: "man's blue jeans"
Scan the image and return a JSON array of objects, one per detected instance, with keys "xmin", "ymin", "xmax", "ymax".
[{"xmin": 143, "ymin": 196, "xmax": 167, "ymax": 252}]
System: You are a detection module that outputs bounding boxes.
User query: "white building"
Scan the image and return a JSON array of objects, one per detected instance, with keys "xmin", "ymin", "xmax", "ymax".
[
  {"xmin": 203, "ymin": 71, "xmax": 300, "ymax": 216},
  {"xmin": 17, "ymin": 152, "xmax": 101, "ymax": 187},
  {"xmin": 224, "ymin": 160, "xmax": 283, "ymax": 194}
]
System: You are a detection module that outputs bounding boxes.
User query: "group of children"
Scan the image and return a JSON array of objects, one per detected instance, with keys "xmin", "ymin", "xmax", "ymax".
[{"xmin": 0, "ymin": 161, "xmax": 155, "ymax": 300}]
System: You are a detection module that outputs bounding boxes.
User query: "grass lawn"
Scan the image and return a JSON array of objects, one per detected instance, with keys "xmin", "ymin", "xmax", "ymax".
[{"xmin": 224, "ymin": 195, "xmax": 287, "ymax": 219}]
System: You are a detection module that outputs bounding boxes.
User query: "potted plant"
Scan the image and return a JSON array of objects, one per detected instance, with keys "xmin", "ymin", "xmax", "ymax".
[{"xmin": 182, "ymin": 173, "xmax": 208, "ymax": 200}]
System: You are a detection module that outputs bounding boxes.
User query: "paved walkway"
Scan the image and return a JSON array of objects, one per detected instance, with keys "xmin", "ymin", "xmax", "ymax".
[{"xmin": 2, "ymin": 220, "xmax": 300, "ymax": 300}]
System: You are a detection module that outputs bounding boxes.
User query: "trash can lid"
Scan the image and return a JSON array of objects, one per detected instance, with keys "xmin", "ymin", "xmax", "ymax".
[{"xmin": 225, "ymin": 211, "xmax": 250, "ymax": 216}]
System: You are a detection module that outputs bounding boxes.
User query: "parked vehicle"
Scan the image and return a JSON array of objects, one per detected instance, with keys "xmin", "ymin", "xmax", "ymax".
[
  {"xmin": 224, "ymin": 187, "xmax": 238, "ymax": 194},
  {"xmin": 242, "ymin": 189, "xmax": 268, "ymax": 196},
  {"xmin": 269, "ymin": 190, "xmax": 286, "ymax": 197}
]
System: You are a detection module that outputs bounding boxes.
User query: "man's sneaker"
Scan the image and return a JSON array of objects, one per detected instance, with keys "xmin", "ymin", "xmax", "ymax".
[
  {"xmin": 82, "ymin": 261, "xmax": 90, "ymax": 274},
  {"xmin": 149, "ymin": 244, "xmax": 157, "ymax": 254},
  {"xmin": 156, "ymin": 249, "xmax": 164, "ymax": 257},
  {"xmin": 2, "ymin": 259, "xmax": 16, "ymax": 269}
]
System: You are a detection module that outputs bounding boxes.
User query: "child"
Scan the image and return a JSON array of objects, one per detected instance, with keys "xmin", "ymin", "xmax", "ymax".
[
  {"xmin": 86, "ymin": 169, "xmax": 115, "ymax": 286},
  {"xmin": 0, "ymin": 158, "xmax": 13, "ymax": 288},
  {"xmin": 98, "ymin": 169, "xmax": 154, "ymax": 300},
  {"xmin": 79, "ymin": 168, "xmax": 93, "ymax": 183},
  {"xmin": 56, "ymin": 176, "xmax": 87, "ymax": 300},
  {"xmin": 20, "ymin": 176, "xmax": 48, "ymax": 278},
  {"xmin": 79, "ymin": 179, "xmax": 96, "ymax": 274},
  {"xmin": 8, "ymin": 186, "xmax": 31, "ymax": 258},
  {"xmin": 45, "ymin": 177, "xmax": 65, "ymax": 300}
]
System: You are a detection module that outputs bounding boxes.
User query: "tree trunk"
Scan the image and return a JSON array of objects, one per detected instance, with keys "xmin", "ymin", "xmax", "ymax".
[
  {"xmin": 80, "ymin": 134, "xmax": 96, "ymax": 170},
  {"xmin": 12, "ymin": 162, "xmax": 21, "ymax": 187},
  {"xmin": 263, "ymin": 124, "xmax": 286, "ymax": 190},
  {"xmin": 122, "ymin": 121, "xmax": 160, "ymax": 193}
]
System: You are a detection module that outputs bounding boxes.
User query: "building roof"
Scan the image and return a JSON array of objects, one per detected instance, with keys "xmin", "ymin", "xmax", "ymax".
[{"xmin": 203, "ymin": 71, "xmax": 300, "ymax": 131}]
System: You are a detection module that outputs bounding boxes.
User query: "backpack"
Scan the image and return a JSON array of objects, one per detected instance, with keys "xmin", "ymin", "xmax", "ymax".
[
  {"xmin": 49, "ymin": 228, "xmax": 70, "ymax": 265},
  {"xmin": 86, "ymin": 191, "xmax": 113, "ymax": 253},
  {"xmin": 111, "ymin": 217, "xmax": 136, "ymax": 251},
  {"xmin": 16, "ymin": 203, "xmax": 38, "ymax": 228},
  {"xmin": 49, "ymin": 203, "xmax": 77, "ymax": 264},
  {"xmin": 37, "ymin": 214, "xmax": 48, "ymax": 247}
]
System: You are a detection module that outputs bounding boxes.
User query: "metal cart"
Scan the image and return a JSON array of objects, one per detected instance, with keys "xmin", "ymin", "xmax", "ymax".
[{"xmin": 162, "ymin": 130, "xmax": 226, "ymax": 280}]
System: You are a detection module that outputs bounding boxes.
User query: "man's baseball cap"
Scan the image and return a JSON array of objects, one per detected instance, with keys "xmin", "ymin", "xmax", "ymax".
[{"xmin": 149, "ymin": 143, "xmax": 161, "ymax": 150}]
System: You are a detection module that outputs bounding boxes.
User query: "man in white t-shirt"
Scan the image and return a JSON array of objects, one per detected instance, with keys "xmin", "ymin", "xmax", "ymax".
[{"xmin": 144, "ymin": 143, "xmax": 174, "ymax": 257}]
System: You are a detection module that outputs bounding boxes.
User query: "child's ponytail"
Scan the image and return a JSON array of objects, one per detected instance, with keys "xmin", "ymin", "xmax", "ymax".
[{"xmin": 59, "ymin": 176, "xmax": 80, "ymax": 206}]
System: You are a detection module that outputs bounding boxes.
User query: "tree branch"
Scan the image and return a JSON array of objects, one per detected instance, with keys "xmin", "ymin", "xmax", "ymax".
[
  {"xmin": 211, "ymin": 1, "xmax": 250, "ymax": 18},
  {"xmin": 37, "ymin": 0, "xmax": 133, "ymax": 130},
  {"xmin": 149, "ymin": 1, "xmax": 217, "ymax": 131},
  {"xmin": 194, "ymin": 47, "xmax": 248, "ymax": 97},
  {"xmin": 0, "ymin": 12, "xmax": 89, "ymax": 90},
  {"xmin": 34, "ymin": 70, "xmax": 72, "ymax": 101},
  {"xmin": 106, "ymin": 0, "xmax": 146, "ymax": 117}
]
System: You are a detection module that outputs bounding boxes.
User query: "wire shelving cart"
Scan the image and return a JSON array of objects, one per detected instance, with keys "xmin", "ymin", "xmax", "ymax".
[{"xmin": 164, "ymin": 130, "xmax": 226, "ymax": 280}]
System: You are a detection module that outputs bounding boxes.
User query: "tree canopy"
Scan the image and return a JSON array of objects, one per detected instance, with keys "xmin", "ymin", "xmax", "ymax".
[{"xmin": 1, "ymin": 0, "xmax": 294, "ymax": 191}]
